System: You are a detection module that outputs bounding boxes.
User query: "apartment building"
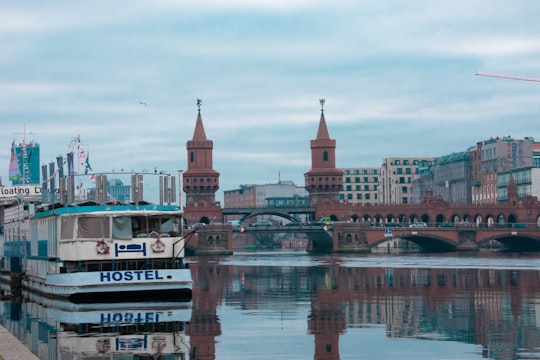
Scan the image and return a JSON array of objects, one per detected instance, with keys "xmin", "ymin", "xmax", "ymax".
[
  {"xmin": 412, "ymin": 152, "xmax": 471, "ymax": 204},
  {"xmin": 223, "ymin": 181, "xmax": 308, "ymax": 208},
  {"xmin": 470, "ymin": 136, "xmax": 534, "ymax": 204},
  {"xmin": 497, "ymin": 167, "xmax": 540, "ymax": 203},
  {"xmin": 340, "ymin": 168, "xmax": 380, "ymax": 205},
  {"xmin": 379, "ymin": 157, "xmax": 433, "ymax": 205}
]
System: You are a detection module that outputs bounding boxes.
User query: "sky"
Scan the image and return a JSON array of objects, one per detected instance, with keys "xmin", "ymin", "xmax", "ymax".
[{"xmin": 1, "ymin": 0, "xmax": 540, "ymax": 202}]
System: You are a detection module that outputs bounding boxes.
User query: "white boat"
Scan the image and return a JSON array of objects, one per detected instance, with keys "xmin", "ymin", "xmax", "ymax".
[{"xmin": 21, "ymin": 199, "xmax": 192, "ymax": 302}]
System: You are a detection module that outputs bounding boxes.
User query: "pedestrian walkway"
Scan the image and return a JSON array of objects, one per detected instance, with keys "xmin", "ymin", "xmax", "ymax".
[{"xmin": 0, "ymin": 325, "xmax": 39, "ymax": 360}]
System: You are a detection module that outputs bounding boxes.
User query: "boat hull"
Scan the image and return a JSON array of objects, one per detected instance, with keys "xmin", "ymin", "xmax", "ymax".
[{"xmin": 22, "ymin": 268, "xmax": 192, "ymax": 303}]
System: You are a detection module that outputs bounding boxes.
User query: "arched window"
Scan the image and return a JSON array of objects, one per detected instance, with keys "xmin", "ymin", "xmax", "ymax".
[
  {"xmin": 190, "ymin": 151, "xmax": 195, "ymax": 162},
  {"xmin": 323, "ymin": 151, "xmax": 328, "ymax": 161}
]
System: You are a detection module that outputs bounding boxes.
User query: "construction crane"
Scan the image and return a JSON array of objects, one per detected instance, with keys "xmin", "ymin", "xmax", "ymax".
[{"xmin": 476, "ymin": 72, "xmax": 540, "ymax": 83}]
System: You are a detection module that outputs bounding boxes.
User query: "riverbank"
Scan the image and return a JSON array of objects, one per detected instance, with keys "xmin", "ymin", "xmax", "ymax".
[{"xmin": 0, "ymin": 325, "xmax": 39, "ymax": 360}]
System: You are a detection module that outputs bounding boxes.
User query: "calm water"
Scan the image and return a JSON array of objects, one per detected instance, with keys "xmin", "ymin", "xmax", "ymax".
[{"xmin": 1, "ymin": 250, "xmax": 540, "ymax": 359}]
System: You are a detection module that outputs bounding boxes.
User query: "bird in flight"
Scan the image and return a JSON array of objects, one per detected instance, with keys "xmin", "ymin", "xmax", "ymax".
[{"xmin": 138, "ymin": 101, "xmax": 147, "ymax": 106}]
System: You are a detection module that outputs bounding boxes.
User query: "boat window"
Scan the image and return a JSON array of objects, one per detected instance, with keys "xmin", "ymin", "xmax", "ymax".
[
  {"xmin": 78, "ymin": 217, "xmax": 110, "ymax": 239},
  {"xmin": 161, "ymin": 217, "xmax": 180, "ymax": 236},
  {"xmin": 112, "ymin": 216, "xmax": 133, "ymax": 240},
  {"xmin": 129, "ymin": 215, "xmax": 181, "ymax": 237},
  {"xmin": 61, "ymin": 217, "xmax": 76, "ymax": 240}
]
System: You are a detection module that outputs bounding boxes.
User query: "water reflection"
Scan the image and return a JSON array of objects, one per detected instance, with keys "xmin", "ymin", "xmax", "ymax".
[
  {"xmin": 1, "ymin": 252, "xmax": 540, "ymax": 359},
  {"xmin": 0, "ymin": 294, "xmax": 191, "ymax": 359}
]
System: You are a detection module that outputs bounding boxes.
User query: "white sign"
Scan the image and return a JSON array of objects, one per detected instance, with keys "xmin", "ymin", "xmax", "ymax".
[{"xmin": 0, "ymin": 185, "xmax": 44, "ymax": 199}]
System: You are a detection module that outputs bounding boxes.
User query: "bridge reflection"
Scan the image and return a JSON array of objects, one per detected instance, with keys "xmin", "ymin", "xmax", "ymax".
[{"xmin": 186, "ymin": 257, "xmax": 540, "ymax": 359}]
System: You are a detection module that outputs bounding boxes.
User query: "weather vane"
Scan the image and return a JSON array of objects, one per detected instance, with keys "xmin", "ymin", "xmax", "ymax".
[
  {"xmin": 319, "ymin": 98, "xmax": 325, "ymax": 111},
  {"xmin": 197, "ymin": 98, "xmax": 202, "ymax": 113}
]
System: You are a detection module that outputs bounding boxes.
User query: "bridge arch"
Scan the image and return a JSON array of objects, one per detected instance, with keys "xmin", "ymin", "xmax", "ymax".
[
  {"xmin": 486, "ymin": 214, "xmax": 496, "ymax": 228},
  {"xmin": 478, "ymin": 233, "xmax": 540, "ymax": 251},
  {"xmin": 239, "ymin": 209, "xmax": 299, "ymax": 223},
  {"xmin": 370, "ymin": 234, "xmax": 457, "ymax": 252},
  {"xmin": 473, "ymin": 214, "xmax": 483, "ymax": 227}
]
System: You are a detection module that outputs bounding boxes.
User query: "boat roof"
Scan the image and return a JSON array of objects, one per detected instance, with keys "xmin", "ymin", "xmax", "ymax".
[{"xmin": 33, "ymin": 202, "xmax": 183, "ymax": 219}]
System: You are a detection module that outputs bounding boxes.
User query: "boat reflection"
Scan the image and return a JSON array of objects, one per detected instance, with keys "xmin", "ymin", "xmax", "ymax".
[{"xmin": 1, "ymin": 292, "xmax": 191, "ymax": 360}]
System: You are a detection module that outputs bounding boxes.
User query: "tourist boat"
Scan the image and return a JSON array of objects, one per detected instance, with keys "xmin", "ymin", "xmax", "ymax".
[{"xmin": 4, "ymin": 172, "xmax": 193, "ymax": 303}]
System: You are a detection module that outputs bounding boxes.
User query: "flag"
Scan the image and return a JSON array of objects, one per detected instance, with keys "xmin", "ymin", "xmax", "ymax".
[
  {"xmin": 67, "ymin": 152, "xmax": 74, "ymax": 176},
  {"xmin": 8, "ymin": 141, "xmax": 21, "ymax": 182},
  {"xmin": 85, "ymin": 155, "xmax": 95, "ymax": 180}
]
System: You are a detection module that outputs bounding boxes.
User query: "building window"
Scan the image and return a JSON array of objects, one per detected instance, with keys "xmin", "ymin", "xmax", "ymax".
[
  {"xmin": 406, "ymin": 168, "xmax": 411, "ymax": 174},
  {"xmin": 366, "ymin": 194, "xmax": 371, "ymax": 200},
  {"xmin": 402, "ymin": 197, "xmax": 408, "ymax": 204},
  {"xmin": 394, "ymin": 160, "xmax": 400, "ymax": 165},
  {"xmin": 364, "ymin": 185, "xmax": 369, "ymax": 191},
  {"xmin": 355, "ymin": 177, "xmax": 360, "ymax": 183},
  {"xmin": 402, "ymin": 186, "xmax": 407, "ymax": 193},
  {"xmin": 346, "ymin": 185, "xmax": 352, "ymax": 191},
  {"xmin": 190, "ymin": 152, "xmax": 195, "ymax": 162},
  {"xmin": 396, "ymin": 168, "xmax": 403, "ymax": 174},
  {"xmin": 323, "ymin": 151, "xmax": 328, "ymax": 161},
  {"xmin": 347, "ymin": 194, "xmax": 353, "ymax": 200},
  {"xmin": 345, "ymin": 177, "xmax": 351, "ymax": 183},
  {"xmin": 399, "ymin": 177, "xmax": 405, "ymax": 183},
  {"xmin": 357, "ymin": 194, "xmax": 362, "ymax": 200},
  {"xmin": 403, "ymin": 159, "xmax": 409, "ymax": 165}
]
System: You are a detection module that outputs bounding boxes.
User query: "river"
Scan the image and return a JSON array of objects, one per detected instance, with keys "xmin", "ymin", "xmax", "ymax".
[{"xmin": 1, "ymin": 250, "xmax": 539, "ymax": 359}]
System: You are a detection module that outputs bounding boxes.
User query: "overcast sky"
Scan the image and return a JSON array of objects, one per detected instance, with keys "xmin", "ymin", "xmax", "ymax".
[{"xmin": 1, "ymin": 0, "xmax": 540, "ymax": 201}]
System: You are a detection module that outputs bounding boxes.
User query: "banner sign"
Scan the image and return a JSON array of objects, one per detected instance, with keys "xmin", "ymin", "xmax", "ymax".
[{"xmin": 0, "ymin": 185, "xmax": 47, "ymax": 199}]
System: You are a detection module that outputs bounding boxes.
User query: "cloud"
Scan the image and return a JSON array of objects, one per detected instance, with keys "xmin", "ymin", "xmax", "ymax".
[{"xmin": 1, "ymin": 0, "xmax": 540, "ymax": 202}]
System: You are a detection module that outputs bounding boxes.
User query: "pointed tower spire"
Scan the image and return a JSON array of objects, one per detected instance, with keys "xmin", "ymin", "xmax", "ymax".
[
  {"xmin": 507, "ymin": 174, "xmax": 518, "ymax": 205},
  {"xmin": 193, "ymin": 99, "xmax": 208, "ymax": 141},
  {"xmin": 304, "ymin": 99, "xmax": 343, "ymax": 209},
  {"xmin": 316, "ymin": 98, "xmax": 330, "ymax": 140}
]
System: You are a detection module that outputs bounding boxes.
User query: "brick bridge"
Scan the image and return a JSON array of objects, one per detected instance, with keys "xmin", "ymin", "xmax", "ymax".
[
  {"xmin": 186, "ymin": 222, "xmax": 540, "ymax": 254},
  {"xmin": 331, "ymin": 222, "xmax": 540, "ymax": 253}
]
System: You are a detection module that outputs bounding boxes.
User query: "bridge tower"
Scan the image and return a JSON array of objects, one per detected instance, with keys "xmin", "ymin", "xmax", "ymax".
[
  {"xmin": 304, "ymin": 99, "xmax": 343, "ymax": 214},
  {"xmin": 183, "ymin": 99, "xmax": 223, "ymax": 225}
]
